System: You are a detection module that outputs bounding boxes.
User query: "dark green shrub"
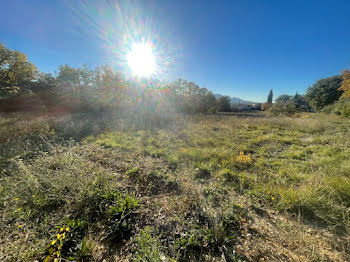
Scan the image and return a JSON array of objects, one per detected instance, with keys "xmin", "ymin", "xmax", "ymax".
[{"xmin": 305, "ymin": 75, "xmax": 343, "ymax": 111}]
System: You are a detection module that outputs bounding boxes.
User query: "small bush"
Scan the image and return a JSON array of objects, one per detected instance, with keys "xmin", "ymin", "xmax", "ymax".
[{"xmin": 261, "ymin": 102, "xmax": 272, "ymax": 111}]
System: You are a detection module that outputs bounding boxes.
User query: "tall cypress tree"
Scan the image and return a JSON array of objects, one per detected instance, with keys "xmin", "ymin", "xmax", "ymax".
[{"xmin": 267, "ymin": 89, "xmax": 273, "ymax": 103}]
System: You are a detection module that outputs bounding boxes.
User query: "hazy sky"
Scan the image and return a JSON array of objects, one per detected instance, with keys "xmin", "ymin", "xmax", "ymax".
[{"xmin": 1, "ymin": 0, "xmax": 350, "ymax": 102}]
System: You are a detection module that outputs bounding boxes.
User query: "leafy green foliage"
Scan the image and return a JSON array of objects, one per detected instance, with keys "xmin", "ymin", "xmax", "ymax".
[
  {"xmin": 305, "ymin": 75, "xmax": 343, "ymax": 111},
  {"xmin": 217, "ymin": 96, "xmax": 231, "ymax": 112},
  {"xmin": 168, "ymin": 78, "xmax": 218, "ymax": 114},
  {"xmin": 275, "ymin": 94, "xmax": 293, "ymax": 104},
  {"xmin": 0, "ymin": 43, "xmax": 37, "ymax": 87},
  {"xmin": 0, "ymin": 43, "xmax": 219, "ymax": 117},
  {"xmin": 0, "ymin": 42, "xmax": 37, "ymax": 100},
  {"xmin": 292, "ymin": 93, "xmax": 310, "ymax": 111},
  {"xmin": 274, "ymin": 94, "xmax": 310, "ymax": 114}
]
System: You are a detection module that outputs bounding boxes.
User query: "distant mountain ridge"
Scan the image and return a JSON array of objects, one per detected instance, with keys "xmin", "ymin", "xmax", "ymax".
[{"xmin": 214, "ymin": 94, "xmax": 256, "ymax": 104}]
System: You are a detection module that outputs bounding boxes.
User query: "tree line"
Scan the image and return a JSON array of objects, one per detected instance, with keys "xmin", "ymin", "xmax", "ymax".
[
  {"xmin": 0, "ymin": 43, "xmax": 232, "ymax": 115},
  {"xmin": 262, "ymin": 71, "xmax": 350, "ymax": 117},
  {"xmin": 1, "ymin": 42, "xmax": 349, "ymax": 117}
]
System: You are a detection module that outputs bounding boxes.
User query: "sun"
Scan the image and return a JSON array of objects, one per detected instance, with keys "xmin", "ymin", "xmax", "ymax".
[{"xmin": 127, "ymin": 42, "xmax": 156, "ymax": 77}]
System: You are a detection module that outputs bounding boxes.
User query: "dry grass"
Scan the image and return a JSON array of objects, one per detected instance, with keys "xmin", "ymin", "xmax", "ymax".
[{"xmin": 1, "ymin": 112, "xmax": 350, "ymax": 261}]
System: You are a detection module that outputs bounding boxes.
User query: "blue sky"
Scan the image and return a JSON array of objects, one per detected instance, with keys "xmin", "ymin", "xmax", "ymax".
[{"xmin": 1, "ymin": 0, "xmax": 350, "ymax": 102}]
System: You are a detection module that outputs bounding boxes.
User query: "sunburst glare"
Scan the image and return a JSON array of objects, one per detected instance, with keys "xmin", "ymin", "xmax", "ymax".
[{"xmin": 127, "ymin": 42, "xmax": 156, "ymax": 77}]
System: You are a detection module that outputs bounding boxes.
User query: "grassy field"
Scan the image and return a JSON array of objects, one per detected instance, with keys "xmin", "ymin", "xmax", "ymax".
[{"xmin": 1, "ymin": 112, "xmax": 350, "ymax": 261}]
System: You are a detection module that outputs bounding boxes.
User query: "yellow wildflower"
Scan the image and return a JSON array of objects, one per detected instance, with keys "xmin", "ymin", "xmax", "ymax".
[{"xmin": 236, "ymin": 151, "xmax": 252, "ymax": 166}]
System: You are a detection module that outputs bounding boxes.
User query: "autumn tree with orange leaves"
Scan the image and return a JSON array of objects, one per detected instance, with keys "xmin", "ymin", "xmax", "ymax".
[{"xmin": 338, "ymin": 70, "xmax": 350, "ymax": 99}]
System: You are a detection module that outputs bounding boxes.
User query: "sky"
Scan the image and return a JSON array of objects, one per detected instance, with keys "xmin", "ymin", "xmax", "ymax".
[{"xmin": 1, "ymin": 0, "xmax": 350, "ymax": 102}]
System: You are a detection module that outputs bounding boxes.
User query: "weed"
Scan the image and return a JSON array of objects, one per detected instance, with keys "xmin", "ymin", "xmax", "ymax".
[
  {"xmin": 236, "ymin": 151, "xmax": 252, "ymax": 168},
  {"xmin": 87, "ymin": 190, "xmax": 140, "ymax": 241},
  {"xmin": 44, "ymin": 219, "xmax": 88, "ymax": 262},
  {"xmin": 176, "ymin": 206, "xmax": 247, "ymax": 261},
  {"xmin": 126, "ymin": 166, "xmax": 140, "ymax": 176},
  {"xmin": 131, "ymin": 226, "xmax": 164, "ymax": 262}
]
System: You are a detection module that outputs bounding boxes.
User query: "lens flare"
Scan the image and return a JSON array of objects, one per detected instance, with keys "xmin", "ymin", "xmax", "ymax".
[{"xmin": 127, "ymin": 42, "xmax": 156, "ymax": 77}]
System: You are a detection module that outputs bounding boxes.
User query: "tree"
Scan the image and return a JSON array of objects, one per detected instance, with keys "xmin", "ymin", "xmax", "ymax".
[
  {"xmin": 274, "ymin": 93, "xmax": 310, "ymax": 112},
  {"xmin": 90, "ymin": 65, "xmax": 124, "ymax": 110},
  {"xmin": 267, "ymin": 89, "xmax": 273, "ymax": 103},
  {"xmin": 339, "ymin": 70, "xmax": 350, "ymax": 99},
  {"xmin": 168, "ymin": 79, "xmax": 218, "ymax": 114},
  {"xmin": 305, "ymin": 75, "xmax": 343, "ymax": 111},
  {"xmin": 0, "ymin": 42, "xmax": 37, "ymax": 88},
  {"xmin": 217, "ymin": 96, "xmax": 231, "ymax": 112},
  {"xmin": 275, "ymin": 94, "xmax": 292, "ymax": 104},
  {"xmin": 202, "ymin": 92, "xmax": 218, "ymax": 113},
  {"xmin": 292, "ymin": 93, "xmax": 310, "ymax": 111},
  {"xmin": 36, "ymin": 72, "xmax": 57, "ymax": 90},
  {"xmin": 56, "ymin": 64, "xmax": 82, "ymax": 93},
  {"xmin": 270, "ymin": 99, "xmax": 297, "ymax": 116}
]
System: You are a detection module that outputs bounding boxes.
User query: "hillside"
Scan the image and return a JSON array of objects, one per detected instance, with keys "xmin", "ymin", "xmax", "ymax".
[{"xmin": 214, "ymin": 94, "xmax": 256, "ymax": 104}]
